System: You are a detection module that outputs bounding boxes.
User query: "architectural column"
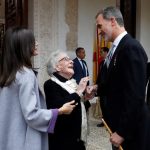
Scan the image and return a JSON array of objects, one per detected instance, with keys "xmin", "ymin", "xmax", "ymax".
[{"xmin": 33, "ymin": 0, "xmax": 59, "ymax": 88}]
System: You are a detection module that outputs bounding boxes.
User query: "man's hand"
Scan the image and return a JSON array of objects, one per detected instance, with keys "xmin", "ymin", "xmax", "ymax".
[
  {"xmin": 76, "ymin": 76, "xmax": 89, "ymax": 96},
  {"xmin": 110, "ymin": 132, "xmax": 124, "ymax": 147},
  {"xmin": 86, "ymin": 85, "xmax": 98, "ymax": 94},
  {"xmin": 84, "ymin": 86, "xmax": 96, "ymax": 100}
]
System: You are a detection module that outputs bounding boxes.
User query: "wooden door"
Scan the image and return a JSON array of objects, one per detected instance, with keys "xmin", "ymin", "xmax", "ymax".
[
  {"xmin": 120, "ymin": 0, "xmax": 136, "ymax": 38},
  {"xmin": 0, "ymin": 0, "xmax": 28, "ymax": 52},
  {"xmin": 5, "ymin": 0, "xmax": 28, "ymax": 30}
]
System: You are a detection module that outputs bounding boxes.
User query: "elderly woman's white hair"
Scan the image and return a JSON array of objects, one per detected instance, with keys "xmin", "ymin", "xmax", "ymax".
[{"xmin": 46, "ymin": 50, "xmax": 66, "ymax": 76}]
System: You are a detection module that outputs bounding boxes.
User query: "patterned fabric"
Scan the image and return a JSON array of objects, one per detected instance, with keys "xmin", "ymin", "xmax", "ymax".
[
  {"xmin": 105, "ymin": 44, "xmax": 115, "ymax": 67},
  {"xmin": 81, "ymin": 60, "xmax": 86, "ymax": 76}
]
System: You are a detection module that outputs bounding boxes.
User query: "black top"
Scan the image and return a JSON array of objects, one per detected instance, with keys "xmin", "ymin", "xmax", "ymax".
[{"xmin": 44, "ymin": 73, "xmax": 82, "ymax": 145}]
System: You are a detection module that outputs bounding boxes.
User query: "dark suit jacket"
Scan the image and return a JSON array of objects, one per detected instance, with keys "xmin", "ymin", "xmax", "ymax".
[
  {"xmin": 72, "ymin": 58, "xmax": 89, "ymax": 84},
  {"xmin": 44, "ymin": 73, "xmax": 84, "ymax": 150},
  {"xmin": 146, "ymin": 62, "xmax": 150, "ymax": 109},
  {"xmin": 96, "ymin": 60, "xmax": 106, "ymax": 118},
  {"xmin": 97, "ymin": 34, "xmax": 150, "ymax": 150},
  {"xmin": 72, "ymin": 58, "xmax": 90, "ymax": 111}
]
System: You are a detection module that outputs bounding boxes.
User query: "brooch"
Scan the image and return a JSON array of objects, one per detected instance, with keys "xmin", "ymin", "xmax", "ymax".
[{"xmin": 114, "ymin": 56, "xmax": 117, "ymax": 66}]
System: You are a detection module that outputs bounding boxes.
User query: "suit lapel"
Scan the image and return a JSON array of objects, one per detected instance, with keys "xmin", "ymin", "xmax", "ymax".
[
  {"xmin": 76, "ymin": 58, "xmax": 83, "ymax": 70},
  {"xmin": 82, "ymin": 60, "xmax": 89, "ymax": 76},
  {"xmin": 76, "ymin": 58, "xmax": 89, "ymax": 76},
  {"xmin": 76, "ymin": 58, "xmax": 85, "ymax": 76},
  {"xmin": 107, "ymin": 34, "xmax": 130, "ymax": 79}
]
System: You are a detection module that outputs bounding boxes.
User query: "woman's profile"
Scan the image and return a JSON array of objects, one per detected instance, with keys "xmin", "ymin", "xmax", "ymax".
[{"xmin": 0, "ymin": 27, "xmax": 75, "ymax": 150}]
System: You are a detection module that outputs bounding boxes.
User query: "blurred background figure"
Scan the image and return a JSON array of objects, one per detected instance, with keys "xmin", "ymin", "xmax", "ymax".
[
  {"xmin": 95, "ymin": 47, "xmax": 109, "ymax": 127},
  {"xmin": 72, "ymin": 47, "xmax": 89, "ymax": 85},
  {"xmin": 72, "ymin": 47, "xmax": 91, "ymax": 112}
]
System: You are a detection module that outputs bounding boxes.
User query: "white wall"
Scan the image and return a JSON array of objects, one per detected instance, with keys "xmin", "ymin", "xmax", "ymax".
[
  {"xmin": 58, "ymin": 0, "xmax": 69, "ymax": 51},
  {"xmin": 136, "ymin": 0, "xmax": 150, "ymax": 61}
]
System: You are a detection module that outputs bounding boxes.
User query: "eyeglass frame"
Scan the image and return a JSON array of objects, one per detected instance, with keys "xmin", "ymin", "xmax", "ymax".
[{"xmin": 58, "ymin": 56, "xmax": 71, "ymax": 62}]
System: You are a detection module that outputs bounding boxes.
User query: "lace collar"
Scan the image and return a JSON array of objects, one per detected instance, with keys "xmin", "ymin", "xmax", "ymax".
[{"xmin": 51, "ymin": 74, "xmax": 77, "ymax": 94}]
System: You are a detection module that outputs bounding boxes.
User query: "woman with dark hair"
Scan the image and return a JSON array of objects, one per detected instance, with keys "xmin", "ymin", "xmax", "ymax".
[{"xmin": 0, "ymin": 27, "xmax": 76, "ymax": 150}]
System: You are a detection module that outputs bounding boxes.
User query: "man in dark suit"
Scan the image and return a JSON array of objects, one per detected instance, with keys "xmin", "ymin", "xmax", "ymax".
[
  {"xmin": 72, "ymin": 47, "xmax": 90, "ymax": 111},
  {"xmin": 94, "ymin": 6, "xmax": 150, "ymax": 150},
  {"xmin": 72, "ymin": 47, "xmax": 89, "ymax": 84}
]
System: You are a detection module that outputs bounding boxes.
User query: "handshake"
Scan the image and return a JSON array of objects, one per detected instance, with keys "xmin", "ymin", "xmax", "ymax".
[
  {"xmin": 76, "ymin": 76, "xmax": 98, "ymax": 100},
  {"xmin": 84, "ymin": 84, "xmax": 98, "ymax": 100}
]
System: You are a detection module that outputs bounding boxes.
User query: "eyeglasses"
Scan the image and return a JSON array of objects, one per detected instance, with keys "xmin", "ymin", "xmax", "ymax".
[{"xmin": 59, "ymin": 57, "xmax": 71, "ymax": 62}]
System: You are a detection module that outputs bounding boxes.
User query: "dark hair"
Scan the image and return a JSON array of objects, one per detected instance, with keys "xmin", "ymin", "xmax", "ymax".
[
  {"xmin": 96, "ymin": 6, "xmax": 124, "ymax": 27},
  {"xmin": 75, "ymin": 47, "xmax": 84, "ymax": 55},
  {"xmin": 101, "ymin": 47, "xmax": 109, "ymax": 53},
  {"xmin": 0, "ymin": 27, "xmax": 35, "ymax": 87}
]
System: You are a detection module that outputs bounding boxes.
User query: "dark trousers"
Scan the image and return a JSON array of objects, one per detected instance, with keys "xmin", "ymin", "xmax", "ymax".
[
  {"xmin": 112, "ymin": 145, "xmax": 119, "ymax": 150},
  {"xmin": 49, "ymin": 137, "xmax": 86, "ymax": 150},
  {"xmin": 112, "ymin": 140, "xmax": 137, "ymax": 150}
]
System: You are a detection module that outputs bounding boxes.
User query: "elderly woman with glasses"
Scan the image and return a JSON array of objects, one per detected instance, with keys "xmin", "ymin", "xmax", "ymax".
[{"xmin": 44, "ymin": 50, "xmax": 90, "ymax": 150}]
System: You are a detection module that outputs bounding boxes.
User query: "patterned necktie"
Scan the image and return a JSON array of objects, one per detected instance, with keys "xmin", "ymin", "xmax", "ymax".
[
  {"xmin": 81, "ymin": 60, "xmax": 86, "ymax": 76},
  {"xmin": 105, "ymin": 44, "xmax": 115, "ymax": 68}
]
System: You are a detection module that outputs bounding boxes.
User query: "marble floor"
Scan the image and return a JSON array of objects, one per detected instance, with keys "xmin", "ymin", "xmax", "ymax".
[{"xmin": 86, "ymin": 105, "xmax": 112, "ymax": 150}]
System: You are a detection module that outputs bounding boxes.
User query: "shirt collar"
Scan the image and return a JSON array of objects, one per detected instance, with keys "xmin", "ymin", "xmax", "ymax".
[
  {"xmin": 53, "ymin": 72, "xmax": 68, "ymax": 82},
  {"xmin": 113, "ymin": 31, "xmax": 127, "ymax": 47},
  {"xmin": 77, "ymin": 57, "xmax": 84, "ymax": 61}
]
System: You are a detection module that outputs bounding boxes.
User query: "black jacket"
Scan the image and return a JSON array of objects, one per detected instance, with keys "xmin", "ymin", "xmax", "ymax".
[
  {"xmin": 97, "ymin": 34, "xmax": 150, "ymax": 150},
  {"xmin": 44, "ymin": 73, "xmax": 84, "ymax": 150}
]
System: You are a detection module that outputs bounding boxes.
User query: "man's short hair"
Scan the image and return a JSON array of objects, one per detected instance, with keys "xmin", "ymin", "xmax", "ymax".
[
  {"xmin": 75, "ymin": 47, "xmax": 84, "ymax": 55},
  {"xmin": 96, "ymin": 6, "xmax": 124, "ymax": 27}
]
